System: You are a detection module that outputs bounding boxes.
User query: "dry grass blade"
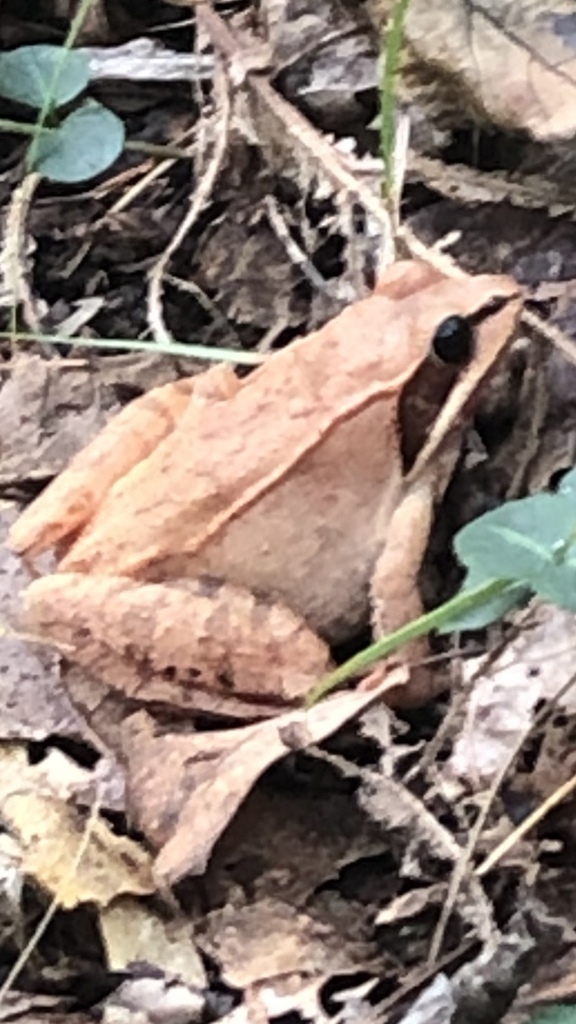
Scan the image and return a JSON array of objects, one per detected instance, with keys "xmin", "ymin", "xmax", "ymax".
[{"xmin": 0, "ymin": 173, "xmax": 43, "ymax": 333}]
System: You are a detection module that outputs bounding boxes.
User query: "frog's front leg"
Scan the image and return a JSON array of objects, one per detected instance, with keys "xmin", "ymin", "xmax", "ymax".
[
  {"xmin": 9, "ymin": 365, "xmax": 240, "ymax": 562},
  {"xmin": 369, "ymin": 468, "xmax": 441, "ymax": 706},
  {"xmin": 24, "ymin": 573, "xmax": 333, "ymax": 720}
]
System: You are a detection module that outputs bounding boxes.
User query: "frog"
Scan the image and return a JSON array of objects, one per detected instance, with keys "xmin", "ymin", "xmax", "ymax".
[{"xmin": 9, "ymin": 260, "xmax": 522, "ymax": 714}]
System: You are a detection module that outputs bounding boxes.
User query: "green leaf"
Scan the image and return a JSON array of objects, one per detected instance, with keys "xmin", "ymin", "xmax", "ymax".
[
  {"xmin": 528, "ymin": 1006, "xmax": 576, "ymax": 1024},
  {"xmin": 27, "ymin": 101, "xmax": 125, "ymax": 183},
  {"xmin": 0, "ymin": 45, "xmax": 88, "ymax": 110},
  {"xmin": 438, "ymin": 576, "xmax": 528, "ymax": 631},
  {"xmin": 558, "ymin": 464, "xmax": 576, "ymax": 500},
  {"xmin": 309, "ymin": 467, "xmax": 576, "ymax": 704},
  {"xmin": 454, "ymin": 491, "xmax": 576, "ymax": 611}
]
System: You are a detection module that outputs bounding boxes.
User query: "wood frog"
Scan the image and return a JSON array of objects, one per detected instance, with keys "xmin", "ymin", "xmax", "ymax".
[{"xmin": 8, "ymin": 261, "xmax": 522, "ymax": 715}]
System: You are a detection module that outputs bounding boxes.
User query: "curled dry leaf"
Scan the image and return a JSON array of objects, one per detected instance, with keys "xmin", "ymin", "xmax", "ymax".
[
  {"xmin": 371, "ymin": 0, "xmax": 576, "ymax": 141},
  {"xmin": 120, "ymin": 677, "xmax": 398, "ymax": 885}
]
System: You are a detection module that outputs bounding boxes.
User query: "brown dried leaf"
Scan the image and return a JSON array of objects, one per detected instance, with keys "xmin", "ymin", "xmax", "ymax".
[
  {"xmin": 374, "ymin": 0, "xmax": 576, "ymax": 140},
  {"xmin": 121, "ymin": 677, "xmax": 397, "ymax": 884},
  {"xmin": 0, "ymin": 503, "xmax": 84, "ymax": 741},
  {"xmin": 447, "ymin": 604, "xmax": 576, "ymax": 786},
  {"xmin": 200, "ymin": 898, "xmax": 359, "ymax": 990},
  {"xmin": 0, "ymin": 353, "xmax": 181, "ymax": 493}
]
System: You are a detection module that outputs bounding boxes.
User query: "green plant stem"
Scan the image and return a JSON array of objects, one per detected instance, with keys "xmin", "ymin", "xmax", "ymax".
[
  {"xmin": 306, "ymin": 578, "xmax": 511, "ymax": 706},
  {"xmin": 27, "ymin": 0, "xmax": 99, "ymax": 167},
  {"xmin": 380, "ymin": 0, "xmax": 410, "ymax": 199},
  {"xmin": 0, "ymin": 119, "xmax": 52, "ymax": 137},
  {"xmin": 0, "ymin": 329, "xmax": 265, "ymax": 366}
]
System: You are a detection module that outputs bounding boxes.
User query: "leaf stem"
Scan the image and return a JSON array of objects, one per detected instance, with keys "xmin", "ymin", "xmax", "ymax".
[
  {"xmin": 306, "ymin": 578, "xmax": 510, "ymax": 706},
  {"xmin": 0, "ymin": 119, "xmax": 53, "ymax": 138},
  {"xmin": 27, "ymin": 0, "xmax": 99, "ymax": 167},
  {"xmin": 380, "ymin": 0, "xmax": 410, "ymax": 199}
]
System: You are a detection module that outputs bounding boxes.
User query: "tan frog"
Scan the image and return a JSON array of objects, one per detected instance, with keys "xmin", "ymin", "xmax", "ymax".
[{"xmin": 9, "ymin": 261, "xmax": 522, "ymax": 715}]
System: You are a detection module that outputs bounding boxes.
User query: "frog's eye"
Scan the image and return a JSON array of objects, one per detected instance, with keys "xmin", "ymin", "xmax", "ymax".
[{"xmin": 432, "ymin": 315, "xmax": 475, "ymax": 365}]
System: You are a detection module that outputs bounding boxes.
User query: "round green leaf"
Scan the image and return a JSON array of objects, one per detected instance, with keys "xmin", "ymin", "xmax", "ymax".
[
  {"xmin": 558, "ymin": 464, "xmax": 576, "ymax": 500},
  {"xmin": 529, "ymin": 1007, "xmax": 576, "ymax": 1024},
  {"xmin": 27, "ymin": 101, "xmax": 125, "ymax": 183},
  {"xmin": 0, "ymin": 45, "xmax": 88, "ymax": 109},
  {"xmin": 455, "ymin": 491, "xmax": 576, "ymax": 613}
]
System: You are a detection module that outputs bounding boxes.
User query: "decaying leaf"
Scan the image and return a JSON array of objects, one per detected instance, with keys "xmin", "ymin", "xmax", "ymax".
[
  {"xmin": 100, "ymin": 897, "xmax": 206, "ymax": 987},
  {"xmin": 199, "ymin": 897, "xmax": 359, "ymax": 990},
  {"xmin": 0, "ymin": 503, "xmax": 84, "ymax": 742},
  {"xmin": 0, "ymin": 745, "xmax": 154, "ymax": 908},
  {"xmin": 447, "ymin": 603, "xmax": 576, "ymax": 786},
  {"xmin": 372, "ymin": 0, "xmax": 576, "ymax": 141}
]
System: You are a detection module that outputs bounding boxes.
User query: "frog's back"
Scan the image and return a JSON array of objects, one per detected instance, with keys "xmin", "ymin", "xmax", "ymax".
[
  {"xmin": 158, "ymin": 399, "xmax": 405, "ymax": 643},
  {"xmin": 56, "ymin": 291, "xmax": 414, "ymax": 586}
]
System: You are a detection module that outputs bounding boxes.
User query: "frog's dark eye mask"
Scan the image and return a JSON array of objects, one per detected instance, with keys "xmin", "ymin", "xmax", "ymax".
[{"xmin": 432, "ymin": 294, "xmax": 520, "ymax": 367}]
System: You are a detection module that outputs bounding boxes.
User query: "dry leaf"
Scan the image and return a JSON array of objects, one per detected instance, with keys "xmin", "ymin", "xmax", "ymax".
[
  {"xmin": 447, "ymin": 604, "xmax": 576, "ymax": 786},
  {"xmin": 373, "ymin": 0, "xmax": 576, "ymax": 140},
  {"xmin": 0, "ymin": 355, "xmax": 111, "ymax": 488},
  {"xmin": 0, "ymin": 746, "xmax": 154, "ymax": 907},
  {"xmin": 100, "ymin": 897, "xmax": 206, "ymax": 986},
  {"xmin": 0, "ymin": 503, "xmax": 85, "ymax": 742},
  {"xmin": 199, "ymin": 898, "xmax": 357, "ymax": 990},
  {"xmin": 121, "ymin": 677, "xmax": 397, "ymax": 884}
]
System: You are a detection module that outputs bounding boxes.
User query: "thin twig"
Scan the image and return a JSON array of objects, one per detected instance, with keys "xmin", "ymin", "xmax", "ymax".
[{"xmin": 147, "ymin": 62, "xmax": 231, "ymax": 345}]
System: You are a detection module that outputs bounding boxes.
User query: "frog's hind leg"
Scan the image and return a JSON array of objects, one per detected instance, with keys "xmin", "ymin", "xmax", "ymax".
[
  {"xmin": 9, "ymin": 365, "xmax": 241, "ymax": 561},
  {"xmin": 24, "ymin": 573, "xmax": 333, "ymax": 716}
]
